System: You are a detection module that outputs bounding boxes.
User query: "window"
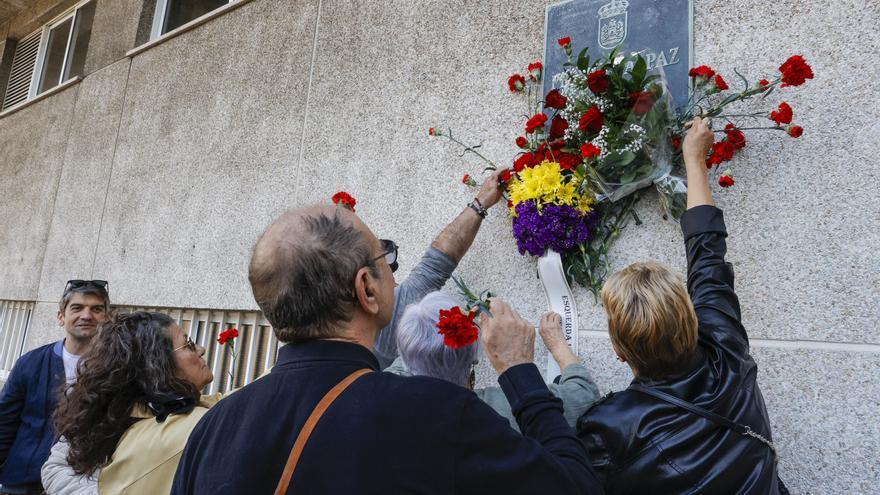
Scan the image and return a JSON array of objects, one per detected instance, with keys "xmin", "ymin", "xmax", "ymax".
[
  {"xmin": 151, "ymin": 0, "xmax": 232, "ymax": 39},
  {"xmin": 1, "ymin": 0, "xmax": 96, "ymax": 111}
]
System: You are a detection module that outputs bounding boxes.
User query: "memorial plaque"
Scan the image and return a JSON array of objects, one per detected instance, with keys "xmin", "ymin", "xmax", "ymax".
[{"xmin": 544, "ymin": 0, "xmax": 693, "ymax": 108}]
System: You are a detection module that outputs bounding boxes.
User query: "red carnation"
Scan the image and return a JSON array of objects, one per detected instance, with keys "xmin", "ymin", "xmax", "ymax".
[
  {"xmin": 587, "ymin": 69, "xmax": 610, "ymax": 94},
  {"xmin": 544, "ymin": 89, "xmax": 567, "ymax": 109},
  {"xmin": 578, "ymin": 106, "xmax": 604, "ymax": 134},
  {"xmin": 724, "ymin": 123, "xmax": 746, "ymax": 150},
  {"xmin": 527, "ymin": 61, "xmax": 543, "ymax": 81},
  {"xmin": 779, "ymin": 55, "xmax": 814, "ymax": 87},
  {"xmin": 549, "ymin": 115, "xmax": 569, "ymax": 140},
  {"xmin": 331, "ymin": 191, "xmax": 357, "ymax": 212},
  {"xmin": 558, "ymin": 153, "xmax": 581, "ymax": 170},
  {"xmin": 770, "ymin": 102, "xmax": 793, "ymax": 125},
  {"xmin": 787, "ymin": 125, "xmax": 803, "ymax": 138},
  {"xmin": 499, "ymin": 169, "xmax": 512, "ymax": 182},
  {"xmin": 707, "ymin": 153, "xmax": 723, "ymax": 168},
  {"xmin": 689, "ymin": 65, "xmax": 716, "ymax": 79},
  {"xmin": 711, "ymin": 141, "xmax": 736, "ymax": 163},
  {"xmin": 718, "ymin": 173, "xmax": 735, "ymax": 188},
  {"xmin": 580, "ymin": 143, "xmax": 601, "ymax": 159},
  {"xmin": 515, "ymin": 136, "xmax": 528, "ymax": 148},
  {"xmin": 758, "ymin": 79, "xmax": 770, "ymax": 87},
  {"xmin": 218, "ymin": 328, "xmax": 239, "ymax": 345},
  {"xmin": 525, "ymin": 113, "xmax": 548, "ymax": 134},
  {"xmin": 713, "ymin": 74, "xmax": 729, "ymax": 91},
  {"xmin": 670, "ymin": 135, "xmax": 682, "ymax": 150},
  {"xmin": 428, "ymin": 127, "xmax": 435, "ymax": 136},
  {"xmin": 508, "ymin": 73, "xmax": 526, "ymax": 92},
  {"xmin": 436, "ymin": 307, "xmax": 479, "ymax": 349},
  {"xmin": 629, "ymin": 91, "xmax": 655, "ymax": 115},
  {"xmin": 513, "ymin": 152, "xmax": 539, "ymax": 172},
  {"xmin": 462, "ymin": 174, "xmax": 473, "ymax": 185},
  {"xmin": 558, "ymin": 36, "xmax": 571, "ymax": 47}
]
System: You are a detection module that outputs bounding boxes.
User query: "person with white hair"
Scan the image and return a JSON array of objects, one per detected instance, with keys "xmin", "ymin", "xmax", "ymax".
[{"xmin": 387, "ymin": 291, "xmax": 600, "ymax": 429}]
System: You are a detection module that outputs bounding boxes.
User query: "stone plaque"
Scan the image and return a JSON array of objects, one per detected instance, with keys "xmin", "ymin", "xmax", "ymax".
[{"xmin": 544, "ymin": 0, "xmax": 693, "ymax": 108}]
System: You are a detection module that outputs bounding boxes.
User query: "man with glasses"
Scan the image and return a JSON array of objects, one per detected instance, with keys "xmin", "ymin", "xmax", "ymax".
[
  {"xmin": 371, "ymin": 170, "xmax": 505, "ymax": 369},
  {"xmin": 172, "ymin": 199, "xmax": 602, "ymax": 494},
  {"xmin": 0, "ymin": 281, "xmax": 109, "ymax": 495}
]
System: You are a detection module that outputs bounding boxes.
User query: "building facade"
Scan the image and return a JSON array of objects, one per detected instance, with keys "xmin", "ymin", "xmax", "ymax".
[{"xmin": 0, "ymin": 0, "xmax": 877, "ymax": 491}]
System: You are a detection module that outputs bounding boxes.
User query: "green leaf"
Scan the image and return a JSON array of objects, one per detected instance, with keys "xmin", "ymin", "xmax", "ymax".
[
  {"xmin": 631, "ymin": 55, "xmax": 647, "ymax": 85},
  {"xmin": 577, "ymin": 47, "xmax": 590, "ymax": 71}
]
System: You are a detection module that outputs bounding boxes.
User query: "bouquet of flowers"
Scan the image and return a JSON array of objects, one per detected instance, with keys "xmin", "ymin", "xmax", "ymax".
[{"xmin": 431, "ymin": 36, "xmax": 813, "ymax": 297}]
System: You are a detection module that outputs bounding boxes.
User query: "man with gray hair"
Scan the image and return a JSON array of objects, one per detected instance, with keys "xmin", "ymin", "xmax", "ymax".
[
  {"xmin": 0, "ymin": 281, "xmax": 109, "ymax": 495},
  {"xmin": 173, "ymin": 204, "xmax": 603, "ymax": 494}
]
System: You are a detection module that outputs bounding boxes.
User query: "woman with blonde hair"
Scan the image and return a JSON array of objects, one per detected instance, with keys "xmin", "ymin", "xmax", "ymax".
[{"xmin": 577, "ymin": 117, "xmax": 785, "ymax": 494}]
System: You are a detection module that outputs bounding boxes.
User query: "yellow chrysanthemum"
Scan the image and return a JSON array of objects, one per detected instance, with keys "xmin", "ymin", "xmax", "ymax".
[{"xmin": 508, "ymin": 160, "xmax": 595, "ymax": 216}]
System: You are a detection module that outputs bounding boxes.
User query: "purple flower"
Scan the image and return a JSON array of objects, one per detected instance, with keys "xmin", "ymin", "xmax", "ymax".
[{"xmin": 511, "ymin": 201, "xmax": 598, "ymax": 256}]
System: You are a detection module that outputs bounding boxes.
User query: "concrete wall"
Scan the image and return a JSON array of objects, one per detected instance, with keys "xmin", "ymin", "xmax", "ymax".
[{"xmin": 0, "ymin": 0, "xmax": 877, "ymax": 491}]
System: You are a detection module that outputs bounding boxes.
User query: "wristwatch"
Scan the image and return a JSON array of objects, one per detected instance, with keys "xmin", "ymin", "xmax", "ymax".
[{"xmin": 467, "ymin": 198, "xmax": 488, "ymax": 219}]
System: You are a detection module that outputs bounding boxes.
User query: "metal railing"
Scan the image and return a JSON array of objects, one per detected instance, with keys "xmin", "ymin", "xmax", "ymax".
[
  {"xmin": 115, "ymin": 306, "xmax": 279, "ymax": 394},
  {"xmin": 0, "ymin": 300, "xmax": 34, "ymax": 381}
]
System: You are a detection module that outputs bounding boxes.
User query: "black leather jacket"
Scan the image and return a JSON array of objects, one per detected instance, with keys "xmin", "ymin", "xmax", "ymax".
[{"xmin": 578, "ymin": 206, "xmax": 780, "ymax": 494}]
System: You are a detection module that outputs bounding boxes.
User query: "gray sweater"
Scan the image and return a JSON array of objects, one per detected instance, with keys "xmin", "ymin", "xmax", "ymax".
[
  {"xmin": 386, "ymin": 357, "xmax": 600, "ymax": 431},
  {"xmin": 373, "ymin": 247, "xmax": 458, "ymax": 369}
]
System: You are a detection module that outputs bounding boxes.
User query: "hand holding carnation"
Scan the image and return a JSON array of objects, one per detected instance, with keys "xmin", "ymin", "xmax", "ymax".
[
  {"xmin": 479, "ymin": 298, "xmax": 535, "ymax": 374},
  {"xmin": 682, "ymin": 117, "xmax": 714, "ymax": 167}
]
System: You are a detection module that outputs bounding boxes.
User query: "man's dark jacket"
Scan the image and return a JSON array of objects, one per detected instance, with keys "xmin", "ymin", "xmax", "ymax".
[
  {"xmin": 578, "ymin": 206, "xmax": 779, "ymax": 494},
  {"xmin": 0, "ymin": 340, "xmax": 64, "ymax": 487},
  {"xmin": 173, "ymin": 339, "xmax": 602, "ymax": 494}
]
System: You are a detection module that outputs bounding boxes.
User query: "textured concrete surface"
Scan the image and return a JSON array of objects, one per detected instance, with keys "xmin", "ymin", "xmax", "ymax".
[
  {"xmin": 82, "ymin": 0, "xmax": 141, "ymax": 76},
  {"xmin": 91, "ymin": 0, "xmax": 318, "ymax": 309},
  {"xmin": 0, "ymin": 86, "xmax": 77, "ymax": 300},
  {"xmin": 36, "ymin": 59, "xmax": 129, "ymax": 302},
  {"xmin": 0, "ymin": 0, "xmax": 877, "ymax": 492}
]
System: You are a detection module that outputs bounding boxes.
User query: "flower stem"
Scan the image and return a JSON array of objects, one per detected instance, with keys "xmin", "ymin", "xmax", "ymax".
[{"xmin": 440, "ymin": 133, "xmax": 497, "ymax": 170}]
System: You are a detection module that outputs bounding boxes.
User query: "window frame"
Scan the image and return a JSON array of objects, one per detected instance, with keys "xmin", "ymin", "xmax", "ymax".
[
  {"xmin": 150, "ymin": 0, "xmax": 235, "ymax": 40},
  {"xmin": 28, "ymin": 0, "xmax": 95, "ymax": 100}
]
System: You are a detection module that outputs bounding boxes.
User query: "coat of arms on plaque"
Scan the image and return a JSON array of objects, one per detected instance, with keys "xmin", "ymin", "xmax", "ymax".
[{"xmin": 597, "ymin": 0, "xmax": 628, "ymax": 49}]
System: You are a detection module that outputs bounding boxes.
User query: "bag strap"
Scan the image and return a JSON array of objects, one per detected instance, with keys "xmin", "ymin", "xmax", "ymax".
[
  {"xmin": 274, "ymin": 368, "xmax": 373, "ymax": 495},
  {"xmin": 629, "ymin": 384, "xmax": 775, "ymax": 455}
]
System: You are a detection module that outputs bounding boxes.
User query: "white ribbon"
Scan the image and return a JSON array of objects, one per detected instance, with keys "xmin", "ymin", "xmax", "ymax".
[{"xmin": 536, "ymin": 250, "xmax": 578, "ymax": 383}]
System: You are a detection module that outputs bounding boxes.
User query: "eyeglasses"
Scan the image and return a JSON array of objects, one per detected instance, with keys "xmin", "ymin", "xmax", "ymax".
[
  {"xmin": 173, "ymin": 334, "xmax": 197, "ymax": 353},
  {"xmin": 64, "ymin": 280, "xmax": 109, "ymax": 293},
  {"xmin": 372, "ymin": 239, "xmax": 399, "ymax": 273}
]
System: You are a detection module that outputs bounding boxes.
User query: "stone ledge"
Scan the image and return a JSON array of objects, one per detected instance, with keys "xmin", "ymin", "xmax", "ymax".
[{"xmin": 0, "ymin": 76, "xmax": 81, "ymax": 119}]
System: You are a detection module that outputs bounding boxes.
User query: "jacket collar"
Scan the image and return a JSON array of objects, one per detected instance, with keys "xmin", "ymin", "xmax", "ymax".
[
  {"xmin": 53, "ymin": 340, "xmax": 64, "ymax": 357},
  {"xmin": 274, "ymin": 339, "xmax": 380, "ymax": 372}
]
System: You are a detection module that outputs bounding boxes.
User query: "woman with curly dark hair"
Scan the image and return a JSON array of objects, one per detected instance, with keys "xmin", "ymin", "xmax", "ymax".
[{"xmin": 41, "ymin": 311, "xmax": 218, "ymax": 494}]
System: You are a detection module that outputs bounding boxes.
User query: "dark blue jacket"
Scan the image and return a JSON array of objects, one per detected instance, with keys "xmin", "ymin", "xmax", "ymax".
[
  {"xmin": 578, "ymin": 206, "xmax": 779, "ymax": 493},
  {"xmin": 0, "ymin": 340, "xmax": 64, "ymax": 486},
  {"xmin": 173, "ymin": 340, "xmax": 602, "ymax": 494}
]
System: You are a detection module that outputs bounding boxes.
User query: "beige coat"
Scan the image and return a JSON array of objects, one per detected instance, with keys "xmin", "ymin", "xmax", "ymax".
[{"xmin": 97, "ymin": 394, "xmax": 222, "ymax": 494}]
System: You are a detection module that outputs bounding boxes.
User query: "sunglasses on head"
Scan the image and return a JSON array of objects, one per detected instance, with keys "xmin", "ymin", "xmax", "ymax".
[
  {"xmin": 372, "ymin": 239, "xmax": 399, "ymax": 273},
  {"xmin": 64, "ymin": 280, "xmax": 109, "ymax": 292}
]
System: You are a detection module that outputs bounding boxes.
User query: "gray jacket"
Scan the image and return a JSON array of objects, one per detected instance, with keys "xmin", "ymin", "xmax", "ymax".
[{"xmin": 386, "ymin": 357, "xmax": 600, "ymax": 430}]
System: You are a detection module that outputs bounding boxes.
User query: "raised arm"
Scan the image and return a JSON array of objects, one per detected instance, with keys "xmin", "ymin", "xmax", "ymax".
[
  {"xmin": 373, "ymin": 171, "xmax": 504, "ymax": 367},
  {"xmin": 681, "ymin": 117, "xmax": 748, "ymax": 351},
  {"xmin": 431, "ymin": 169, "xmax": 504, "ymax": 262}
]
